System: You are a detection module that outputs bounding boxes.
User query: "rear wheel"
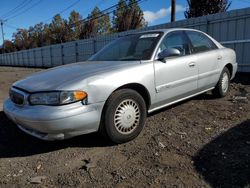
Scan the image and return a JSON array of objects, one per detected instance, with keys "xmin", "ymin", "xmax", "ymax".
[
  {"xmin": 212, "ymin": 67, "xmax": 230, "ymax": 98},
  {"xmin": 101, "ymin": 89, "xmax": 146, "ymax": 144}
]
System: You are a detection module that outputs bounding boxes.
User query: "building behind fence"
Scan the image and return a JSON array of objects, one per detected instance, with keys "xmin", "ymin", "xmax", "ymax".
[{"xmin": 0, "ymin": 7, "xmax": 250, "ymax": 72}]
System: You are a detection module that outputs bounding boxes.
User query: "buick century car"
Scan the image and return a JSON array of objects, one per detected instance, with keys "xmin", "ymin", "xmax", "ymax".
[{"xmin": 3, "ymin": 28, "xmax": 237, "ymax": 143}]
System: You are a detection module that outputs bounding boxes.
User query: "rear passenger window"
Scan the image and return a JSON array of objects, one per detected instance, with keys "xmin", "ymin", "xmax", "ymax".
[{"xmin": 186, "ymin": 31, "xmax": 217, "ymax": 53}]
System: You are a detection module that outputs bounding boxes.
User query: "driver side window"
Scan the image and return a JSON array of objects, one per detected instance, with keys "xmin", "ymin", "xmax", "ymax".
[{"xmin": 158, "ymin": 31, "xmax": 190, "ymax": 56}]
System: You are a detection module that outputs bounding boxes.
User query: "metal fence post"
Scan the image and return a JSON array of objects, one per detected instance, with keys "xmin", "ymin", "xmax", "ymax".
[
  {"xmin": 28, "ymin": 51, "xmax": 30, "ymax": 67},
  {"xmin": 22, "ymin": 51, "xmax": 24, "ymax": 67},
  {"xmin": 41, "ymin": 48, "xmax": 44, "ymax": 67},
  {"xmin": 61, "ymin": 45, "xmax": 64, "ymax": 65},
  {"xmin": 75, "ymin": 42, "xmax": 78, "ymax": 62},
  {"xmin": 206, "ymin": 19, "xmax": 210, "ymax": 33},
  {"xmin": 33, "ymin": 49, "xmax": 36, "ymax": 67},
  {"xmin": 93, "ymin": 39, "xmax": 96, "ymax": 54},
  {"xmin": 50, "ymin": 46, "xmax": 53, "ymax": 67}
]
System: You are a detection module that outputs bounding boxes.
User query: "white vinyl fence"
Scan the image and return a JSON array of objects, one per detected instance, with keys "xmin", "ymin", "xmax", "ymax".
[{"xmin": 1, "ymin": 7, "xmax": 250, "ymax": 72}]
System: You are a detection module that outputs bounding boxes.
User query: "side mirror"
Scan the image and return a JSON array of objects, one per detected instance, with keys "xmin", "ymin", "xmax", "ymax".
[{"xmin": 158, "ymin": 48, "xmax": 181, "ymax": 61}]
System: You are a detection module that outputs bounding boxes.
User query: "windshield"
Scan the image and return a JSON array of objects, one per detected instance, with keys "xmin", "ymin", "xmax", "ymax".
[{"xmin": 89, "ymin": 32, "xmax": 163, "ymax": 61}]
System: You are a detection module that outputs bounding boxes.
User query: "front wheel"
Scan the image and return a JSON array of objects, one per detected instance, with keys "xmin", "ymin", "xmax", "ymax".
[
  {"xmin": 101, "ymin": 89, "xmax": 146, "ymax": 144},
  {"xmin": 212, "ymin": 67, "xmax": 230, "ymax": 98}
]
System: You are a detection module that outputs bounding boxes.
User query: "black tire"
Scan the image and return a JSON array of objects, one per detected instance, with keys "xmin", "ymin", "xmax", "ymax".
[
  {"xmin": 100, "ymin": 89, "xmax": 146, "ymax": 144},
  {"xmin": 212, "ymin": 67, "xmax": 230, "ymax": 98}
]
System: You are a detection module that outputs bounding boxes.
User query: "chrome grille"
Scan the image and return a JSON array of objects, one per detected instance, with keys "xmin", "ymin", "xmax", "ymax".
[{"xmin": 9, "ymin": 88, "xmax": 25, "ymax": 105}]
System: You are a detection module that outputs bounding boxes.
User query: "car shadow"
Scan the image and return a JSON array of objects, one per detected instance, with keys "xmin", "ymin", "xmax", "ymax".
[
  {"xmin": 193, "ymin": 119, "xmax": 250, "ymax": 188},
  {"xmin": 233, "ymin": 72, "xmax": 250, "ymax": 85},
  {"xmin": 0, "ymin": 111, "xmax": 114, "ymax": 158},
  {"xmin": 148, "ymin": 92, "xmax": 215, "ymax": 117}
]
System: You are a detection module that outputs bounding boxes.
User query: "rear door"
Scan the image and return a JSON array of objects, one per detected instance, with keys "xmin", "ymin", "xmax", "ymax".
[{"xmin": 185, "ymin": 31, "xmax": 221, "ymax": 90}]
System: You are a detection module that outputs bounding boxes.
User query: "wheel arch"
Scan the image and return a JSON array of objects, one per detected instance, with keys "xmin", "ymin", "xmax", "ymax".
[
  {"xmin": 225, "ymin": 63, "xmax": 233, "ymax": 78},
  {"xmin": 113, "ymin": 83, "xmax": 151, "ymax": 110}
]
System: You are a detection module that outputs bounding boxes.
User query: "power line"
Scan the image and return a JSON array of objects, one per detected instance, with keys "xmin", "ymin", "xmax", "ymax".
[
  {"xmin": 1, "ymin": 0, "xmax": 108, "ymax": 32},
  {"xmin": 81, "ymin": 0, "xmax": 108, "ymax": 14},
  {"xmin": 234, "ymin": 0, "xmax": 250, "ymax": 3},
  {"xmin": 43, "ymin": 0, "xmax": 81, "ymax": 23},
  {"xmin": 5, "ymin": 23, "xmax": 19, "ymax": 30},
  {"xmin": 80, "ymin": 0, "xmax": 107, "ymax": 16},
  {"xmin": 43, "ymin": 0, "xmax": 107, "ymax": 24},
  {"xmin": 3, "ymin": 32, "xmax": 14, "ymax": 35},
  {"xmin": 2, "ymin": 0, "xmax": 82, "ymax": 32},
  {"xmin": 70, "ymin": 0, "xmax": 146, "ymax": 28},
  {"xmin": 1, "ymin": 0, "xmax": 146, "ymax": 43},
  {"xmin": 5, "ymin": 0, "xmax": 43, "ymax": 20},
  {"xmin": 0, "ymin": 0, "xmax": 33, "ymax": 19}
]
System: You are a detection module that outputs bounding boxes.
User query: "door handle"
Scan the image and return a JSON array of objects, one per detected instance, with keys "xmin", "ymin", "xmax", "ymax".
[
  {"xmin": 217, "ymin": 55, "xmax": 222, "ymax": 60},
  {"xmin": 188, "ymin": 62, "xmax": 196, "ymax": 67}
]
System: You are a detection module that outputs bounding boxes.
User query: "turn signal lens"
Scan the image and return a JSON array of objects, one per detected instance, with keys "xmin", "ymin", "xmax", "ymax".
[{"xmin": 74, "ymin": 91, "xmax": 87, "ymax": 101}]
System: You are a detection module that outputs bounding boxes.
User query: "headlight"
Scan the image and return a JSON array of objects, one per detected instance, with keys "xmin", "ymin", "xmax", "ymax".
[{"xmin": 29, "ymin": 91, "xmax": 87, "ymax": 105}]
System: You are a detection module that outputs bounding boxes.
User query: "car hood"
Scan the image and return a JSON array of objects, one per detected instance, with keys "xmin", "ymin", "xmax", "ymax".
[{"xmin": 13, "ymin": 61, "xmax": 140, "ymax": 92}]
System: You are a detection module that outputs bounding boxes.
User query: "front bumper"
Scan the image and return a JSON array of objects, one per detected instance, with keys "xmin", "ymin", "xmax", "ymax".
[{"xmin": 3, "ymin": 98, "xmax": 105, "ymax": 140}]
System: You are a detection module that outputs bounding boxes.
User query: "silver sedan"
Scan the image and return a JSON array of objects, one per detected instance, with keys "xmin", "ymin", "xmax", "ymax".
[{"xmin": 3, "ymin": 28, "xmax": 237, "ymax": 143}]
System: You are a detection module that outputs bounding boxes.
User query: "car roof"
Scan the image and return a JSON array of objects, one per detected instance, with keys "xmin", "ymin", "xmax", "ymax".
[
  {"xmin": 123, "ymin": 28, "xmax": 223, "ymax": 49},
  {"xmin": 135, "ymin": 28, "xmax": 200, "ymax": 35}
]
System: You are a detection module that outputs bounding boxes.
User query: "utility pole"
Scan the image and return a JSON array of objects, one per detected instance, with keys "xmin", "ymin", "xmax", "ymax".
[
  {"xmin": 171, "ymin": 0, "xmax": 176, "ymax": 22},
  {"xmin": 0, "ymin": 19, "xmax": 6, "ymax": 53}
]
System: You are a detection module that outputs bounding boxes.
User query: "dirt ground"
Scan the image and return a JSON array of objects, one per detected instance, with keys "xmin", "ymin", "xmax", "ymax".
[{"xmin": 0, "ymin": 66, "xmax": 249, "ymax": 188}]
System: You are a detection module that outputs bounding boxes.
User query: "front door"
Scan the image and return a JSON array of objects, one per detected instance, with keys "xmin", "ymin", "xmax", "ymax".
[{"xmin": 154, "ymin": 31, "xmax": 198, "ymax": 107}]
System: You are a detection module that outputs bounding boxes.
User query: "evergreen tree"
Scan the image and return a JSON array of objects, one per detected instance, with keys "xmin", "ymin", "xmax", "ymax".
[
  {"xmin": 185, "ymin": 0, "xmax": 231, "ymax": 18},
  {"xmin": 113, "ymin": 0, "xmax": 128, "ymax": 32},
  {"xmin": 68, "ymin": 11, "xmax": 82, "ymax": 40},
  {"xmin": 90, "ymin": 7, "xmax": 111, "ymax": 36},
  {"xmin": 49, "ymin": 14, "xmax": 69, "ymax": 43},
  {"xmin": 127, "ymin": 0, "xmax": 146, "ymax": 30},
  {"xmin": 100, "ymin": 13, "xmax": 111, "ymax": 34},
  {"xmin": 29, "ymin": 23, "xmax": 45, "ymax": 47},
  {"xmin": 3, "ymin": 40, "xmax": 16, "ymax": 53},
  {"xmin": 13, "ymin": 29, "xmax": 31, "ymax": 50},
  {"xmin": 91, "ymin": 7, "xmax": 103, "ymax": 36},
  {"xmin": 113, "ymin": 0, "xmax": 146, "ymax": 32}
]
